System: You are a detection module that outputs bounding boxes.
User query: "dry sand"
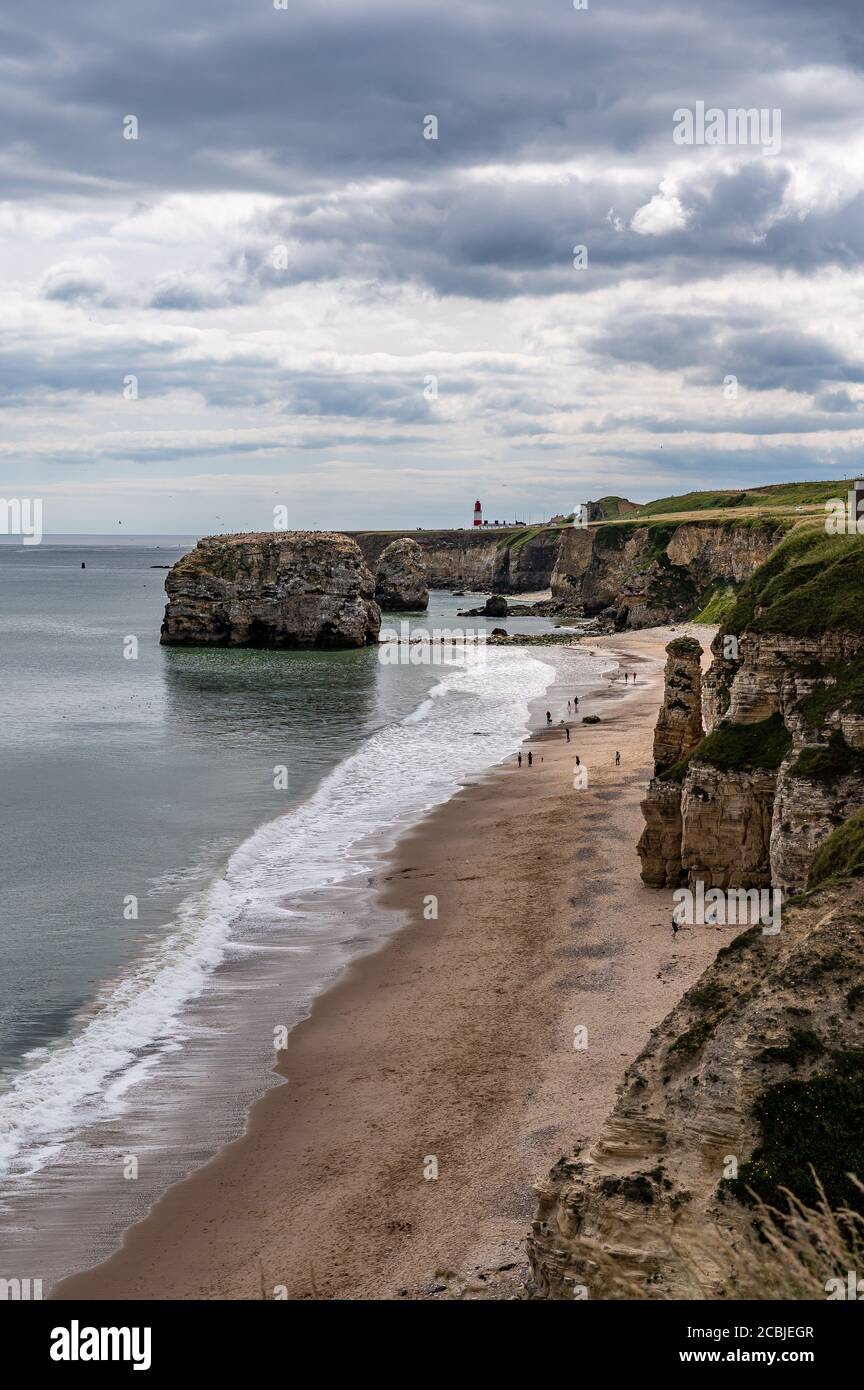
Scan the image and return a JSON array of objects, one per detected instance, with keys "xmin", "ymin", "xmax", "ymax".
[{"xmin": 56, "ymin": 624, "xmax": 724, "ymax": 1301}]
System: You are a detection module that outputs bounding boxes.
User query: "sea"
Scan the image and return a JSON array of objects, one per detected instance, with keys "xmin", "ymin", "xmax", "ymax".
[{"xmin": 0, "ymin": 536, "xmax": 616, "ymax": 1289}]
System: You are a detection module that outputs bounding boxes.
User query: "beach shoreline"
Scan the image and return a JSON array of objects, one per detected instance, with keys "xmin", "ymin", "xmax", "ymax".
[{"xmin": 54, "ymin": 624, "xmax": 724, "ymax": 1301}]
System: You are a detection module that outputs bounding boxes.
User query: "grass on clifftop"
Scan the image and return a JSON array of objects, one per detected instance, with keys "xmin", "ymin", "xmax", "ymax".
[
  {"xmin": 725, "ymin": 524, "xmax": 864, "ymax": 637},
  {"xmin": 635, "ymin": 479, "xmax": 845, "ymax": 518},
  {"xmin": 691, "ymin": 712, "xmax": 792, "ymax": 772},
  {"xmin": 808, "ymin": 807, "xmax": 864, "ymax": 889}
]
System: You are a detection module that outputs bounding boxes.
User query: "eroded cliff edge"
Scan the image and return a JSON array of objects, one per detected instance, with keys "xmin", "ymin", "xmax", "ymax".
[
  {"xmin": 640, "ymin": 524, "xmax": 864, "ymax": 894},
  {"xmin": 161, "ymin": 531, "xmax": 381, "ymax": 647},
  {"xmin": 350, "ymin": 516, "xmax": 785, "ymax": 628},
  {"xmin": 528, "ymin": 523, "xmax": 864, "ymax": 1298}
]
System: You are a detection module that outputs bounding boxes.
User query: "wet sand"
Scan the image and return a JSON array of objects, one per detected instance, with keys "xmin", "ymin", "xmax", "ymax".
[{"xmin": 55, "ymin": 625, "xmax": 722, "ymax": 1300}]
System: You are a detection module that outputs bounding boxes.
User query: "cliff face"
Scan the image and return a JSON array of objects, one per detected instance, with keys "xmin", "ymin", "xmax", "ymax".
[
  {"xmin": 529, "ymin": 527, "xmax": 864, "ymax": 1300},
  {"xmin": 351, "ymin": 529, "xmax": 505, "ymax": 591},
  {"xmin": 551, "ymin": 519, "xmax": 781, "ymax": 628},
  {"xmin": 374, "ymin": 537, "xmax": 429, "ymax": 611},
  {"xmin": 161, "ymin": 532, "xmax": 381, "ymax": 648},
  {"xmin": 528, "ymin": 876, "xmax": 864, "ymax": 1299},
  {"xmin": 349, "ymin": 516, "xmax": 784, "ymax": 623},
  {"xmin": 639, "ymin": 527, "xmax": 864, "ymax": 894},
  {"xmin": 651, "ymin": 638, "xmax": 704, "ymax": 773}
]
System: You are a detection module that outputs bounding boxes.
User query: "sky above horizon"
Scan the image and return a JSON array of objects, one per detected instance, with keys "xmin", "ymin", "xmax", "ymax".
[{"xmin": 1, "ymin": 0, "xmax": 863, "ymax": 534}]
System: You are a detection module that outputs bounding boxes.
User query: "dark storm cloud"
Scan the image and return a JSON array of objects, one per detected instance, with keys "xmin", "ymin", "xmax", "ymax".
[
  {"xmin": 0, "ymin": 0, "xmax": 860, "ymax": 198},
  {"xmin": 589, "ymin": 314, "xmax": 864, "ymax": 395}
]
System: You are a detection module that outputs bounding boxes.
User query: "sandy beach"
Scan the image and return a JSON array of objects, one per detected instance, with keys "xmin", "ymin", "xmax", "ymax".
[{"xmin": 55, "ymin": 624, "xmax": 724, "ymax": 1301}]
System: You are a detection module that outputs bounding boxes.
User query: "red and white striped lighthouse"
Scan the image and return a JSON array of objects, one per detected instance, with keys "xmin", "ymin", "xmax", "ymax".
[{"xmin": 473, "ymin": 499, "xmax": 482, "ymax": 527}]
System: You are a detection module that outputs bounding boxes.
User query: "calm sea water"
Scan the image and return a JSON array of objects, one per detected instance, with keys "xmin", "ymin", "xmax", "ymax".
[{"xmin": 0, "ymin": 540, "xmax": 620, "ymax": 1285}]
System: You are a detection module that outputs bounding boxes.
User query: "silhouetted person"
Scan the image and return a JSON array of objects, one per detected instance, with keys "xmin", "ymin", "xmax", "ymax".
[
  {"xmin": 615, "ymin": 750, "xmax": 621, "ymax": 766},
  {"xmin": 546, "ymin": 710, "xmax": 552, "ymax": 725},
  {"xmin": 518, "ymin": 751, "xmax": 522, "ymax": 768},
  {"xmin": 574, "ymin": 695, "xmax": 579, "ymax": 707},
  {"xmin": 575, "ymin": 754, "xmax": 580, "ymax": 766},
  {"xmin": 565, "ymin": 727, "xmax": 570, "ymax": 743},
  {"xmin": 527, "ymin": 751, "xmax": 533, "ymax": 767}
]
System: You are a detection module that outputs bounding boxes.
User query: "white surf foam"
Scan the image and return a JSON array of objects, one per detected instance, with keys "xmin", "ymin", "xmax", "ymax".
[{"xmin": 0, "ymin": 646, "xmax": 561, "ymax": 1183}]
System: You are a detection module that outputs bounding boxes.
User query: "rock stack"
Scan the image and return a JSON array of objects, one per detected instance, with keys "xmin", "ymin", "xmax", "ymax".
[
  {"xmin": 374, "ymin": 537, "xmax": 429, "ymax": 612},
  {"xmin": 160, "ymin": 531, "xmax": 381, "ymax": 648}
]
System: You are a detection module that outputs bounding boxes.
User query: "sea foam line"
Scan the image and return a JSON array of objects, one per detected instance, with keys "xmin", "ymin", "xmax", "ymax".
[{"xmin": 0, "ymin": 647, "xmax": 558, "ymax": 1182}]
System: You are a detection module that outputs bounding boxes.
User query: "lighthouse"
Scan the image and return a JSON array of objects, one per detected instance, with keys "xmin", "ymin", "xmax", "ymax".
[{"xmin": 473, "ymin": 499, "xmax": 483, "ymax": 528}]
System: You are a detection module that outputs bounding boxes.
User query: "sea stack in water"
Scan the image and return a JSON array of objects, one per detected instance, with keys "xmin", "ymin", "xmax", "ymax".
[
  {"xmin": 160, "ymin": 531, "xmax": 381, "ymax": 648},
  {"xmin": 374, "ymin": 537, "xmax": 429, "ymax": 612}
]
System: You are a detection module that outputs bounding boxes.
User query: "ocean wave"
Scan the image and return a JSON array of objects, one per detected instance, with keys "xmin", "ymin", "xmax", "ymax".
[{"xmin": 0, "ymin": 647, "xmax": 557, "ymax": 1183}]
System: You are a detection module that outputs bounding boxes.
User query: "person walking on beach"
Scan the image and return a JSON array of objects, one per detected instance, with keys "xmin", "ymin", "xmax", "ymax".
[
  {"xmin": 527, "ymin": 750, "xmax": 533, "ymax": 767},
  {"xmin": 575, "ymin": 753, "xmax": 580, "ymax": 766},
  {"xmin": 615, "ymin": 750, "xmax": 621, "ymax": 766},
  {"xmin": 565, "ymin": 726, "xmax": 571, "ymax": 743},
  {"xmin": 574, "ymin": 694, "xmax": 579, "ymax": 708},
  {"xmin": 567, "ymin": 700, "xmax": 571, "ymax": 712},
  {"xmin": 518, "ymin": 751, "xmax": 522, "ymax": 768},
  {"xmin": 546, "ymin": 710, "xmax": 552, "ymax": 725}
]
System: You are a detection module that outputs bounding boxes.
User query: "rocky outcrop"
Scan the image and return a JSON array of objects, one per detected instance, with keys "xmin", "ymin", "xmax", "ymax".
[
  {"xmin": 351, "ymin": 528, "xmax": 506, "ymax": 592},
  {"xmin": 640, "ymin": 527, "xmax": 864, "ymax": 894},
  {"xmin": 531, "ymin": 526, "xmax": 864, "ymax": 1300},
  {"xmin": 350, "ymin": 515, "xmax": 784, "ymax": 622},
  {"xmin": 161, "ymin": 532, "xmax": 381, "ymax": 648},
  {"xmin": 636, "ymin": 780, "xmax": 685, "ymax": 888},
  {"xmin": 652, "ymin": 638, "xmax": 704, "ymax": 774},
  {"xmin": 550, "ymin": 519, "xmax": 781, "ymax": 628},
  {"xmin": 638, "ymin": 637, "xmax": 705, "ymax": 888},
  {"xmin": 374, "ymin": 537, "xmax": 428, "ymax": 611},
  {"xmin": 528, "ymin": 875, "xmax": 864, "ymax": 1299}
]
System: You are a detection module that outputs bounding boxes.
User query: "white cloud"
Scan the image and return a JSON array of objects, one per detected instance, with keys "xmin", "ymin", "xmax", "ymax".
[{"xmin": 630, "ymin": 179, "xmax": 688, "ymax": 236}]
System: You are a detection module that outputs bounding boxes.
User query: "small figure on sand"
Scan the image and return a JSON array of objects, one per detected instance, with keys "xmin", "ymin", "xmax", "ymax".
[
  {"xmin": 518, "ymin": 751, "xmax": 522, "ymax": 768},
  {"xmin": 528, "ymin": 750, "xmax": 533, "ymax": 767},
  {"xmin": 574, "ymin": 694, "xmax": 579, "ymax": 707},
  {"xmin": 615, "ymin": 750, "xmax": 621, "ymax": 766},
  {"xmin": 565, "ymin": 727, "xmax": 571, "ymax": 743},
  {"xmin": 546, "ymin": 710, "xmax": 552, "ymax": 725},
  {"xmin": 575, "ymin": 754, "xmax": 580, "ymax": 766},
  {"xmin": 632, "ymin": 672, "xmax": 637, "ymax": 683},
  {"xmin": 567, "ymin": 700, "xmax": 571, "ymax": 712}
]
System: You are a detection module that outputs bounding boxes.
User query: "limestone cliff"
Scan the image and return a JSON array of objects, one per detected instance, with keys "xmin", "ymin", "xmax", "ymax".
[
  {"xmin": 551, "ymin": 518, "xmax": 782, "ymax": 628},
  {"xmin": 651, "ymin": 638, "xmax": 704, "ymax": 774},
  {"xmin": 528, "ymin": 874, "xmax": 864, "ymax": 1299},
  {"xmin": 161, "ymin": 531, "xmax": 381, "ymax": 648},
  {"xmin": 349, "ymin": 515, "xmax": 785, "ymax": 622},
  {"xmin": 639, "ymin": 525, "xmax": 864, "ymax": 894},
  {"xmin": 374, "ymin": 537, "xmax": 429, "ymax": 611},
  {"xmin": 529, "ymin": 525, "xmax": 864, "ymax": 1300}
]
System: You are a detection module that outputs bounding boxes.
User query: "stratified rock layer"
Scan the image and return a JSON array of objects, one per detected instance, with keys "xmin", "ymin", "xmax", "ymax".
[
  {"xmin": 374, "ymin": 537, "xmax": 429, "ymax": 612},
  {"xmin": 161, "ymin": 532, "xmax": 381, "ymax": 648},
  {"xmin": 527, "ymin": 878, "xmax": 864, "ymax": 1299},
  {"xmin": 652, "ymin": 637, "xmax": 704, "ymax": 774},
  {"xmin": 637, "ymin": 637, "xmax": 704, "ymax": 887}
]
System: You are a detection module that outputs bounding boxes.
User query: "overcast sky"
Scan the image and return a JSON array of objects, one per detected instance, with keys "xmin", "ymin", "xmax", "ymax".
[{"xmin": 1, "ymin": 0, "xmax": 862, "ymax": 533}]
